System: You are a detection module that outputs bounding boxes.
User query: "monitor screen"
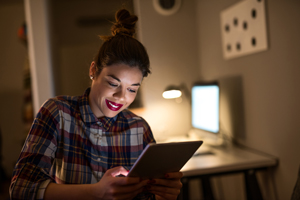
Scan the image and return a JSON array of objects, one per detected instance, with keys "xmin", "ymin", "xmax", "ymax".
[{"xmin": 191, "ymin": 82, "xmax": 219, "ymax": 133}]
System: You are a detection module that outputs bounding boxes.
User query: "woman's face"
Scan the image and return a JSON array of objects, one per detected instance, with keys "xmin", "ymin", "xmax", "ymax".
[{"xmin": 89, "ymin": 62, "xmax": 143, "ymax": 118}]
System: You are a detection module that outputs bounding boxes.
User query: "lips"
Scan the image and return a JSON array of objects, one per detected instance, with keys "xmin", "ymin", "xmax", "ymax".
[{"xmin": 105, "ymin": 99, "xmax": 123, "ymax": 111}]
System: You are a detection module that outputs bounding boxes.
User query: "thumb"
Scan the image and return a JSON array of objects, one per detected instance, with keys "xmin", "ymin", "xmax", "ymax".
[{"xmin": 108, "ymin": 166, "xmax": 129, "ymax": 177}]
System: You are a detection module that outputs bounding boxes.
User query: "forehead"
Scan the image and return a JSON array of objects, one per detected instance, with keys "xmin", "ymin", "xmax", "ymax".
[{"xmin": 102, "ymin": 63, "xmax": 143, "ymax": 83}]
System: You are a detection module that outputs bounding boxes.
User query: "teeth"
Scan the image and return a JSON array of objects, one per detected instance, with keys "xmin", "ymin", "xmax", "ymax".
[{"xmin": 109, "ymin": 102, "xmax": 119, "ymax": 108}]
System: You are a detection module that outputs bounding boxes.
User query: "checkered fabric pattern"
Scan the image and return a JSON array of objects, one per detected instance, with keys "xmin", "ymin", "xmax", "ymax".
[{"xmin": 10, "ymin": 88, "xmax": 155, "ymax": 200}]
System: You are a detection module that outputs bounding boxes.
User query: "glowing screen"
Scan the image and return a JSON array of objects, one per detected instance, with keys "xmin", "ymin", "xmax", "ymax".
[{"xmin": 191, "ymin": 84, "xmax": 219, "ymax": 133}]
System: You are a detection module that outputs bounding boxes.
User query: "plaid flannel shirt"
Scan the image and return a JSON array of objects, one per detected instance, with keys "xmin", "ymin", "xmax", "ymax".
[{"xmin": 10, "ymin": 88, "xmax": 155, "ymax": 200}]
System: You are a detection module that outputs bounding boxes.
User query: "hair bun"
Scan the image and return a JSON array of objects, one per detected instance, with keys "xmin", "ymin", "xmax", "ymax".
[{"xmin": 111, "ymin": 9, "xmax": 138, "ymax": 37}]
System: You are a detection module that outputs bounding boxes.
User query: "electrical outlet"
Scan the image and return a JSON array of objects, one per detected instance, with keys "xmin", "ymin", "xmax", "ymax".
[{"xmin": 220, "ymin": 0, "xmax": 268, "ymax": 60}]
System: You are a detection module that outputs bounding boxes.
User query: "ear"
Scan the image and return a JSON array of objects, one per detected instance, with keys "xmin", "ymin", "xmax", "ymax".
[{"xmin": 89, "ymin": 62, "xmax": 96, "ymax": 76}]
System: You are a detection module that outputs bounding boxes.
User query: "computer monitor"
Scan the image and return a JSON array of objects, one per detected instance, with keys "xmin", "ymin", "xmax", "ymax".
[{"xmin": 191, "ymin": 82, "xmax": 220, "ymax": 134}]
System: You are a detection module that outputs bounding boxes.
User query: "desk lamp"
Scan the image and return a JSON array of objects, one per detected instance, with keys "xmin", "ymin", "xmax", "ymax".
[
  {"xmin": 162, "ymin": 84, "xmax": 190, "ymax": 103},
  {"xmin": 162, "ymin": 85, "xmax": 182, "ymax": 99}
]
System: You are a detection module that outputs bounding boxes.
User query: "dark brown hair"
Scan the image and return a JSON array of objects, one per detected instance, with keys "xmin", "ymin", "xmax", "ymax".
[{"xmin": 93, "ymin": 9, "xmax": 150, "ymax": 77}]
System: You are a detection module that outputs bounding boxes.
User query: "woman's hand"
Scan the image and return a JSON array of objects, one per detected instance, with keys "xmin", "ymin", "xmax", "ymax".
[
  {"xmin": 146, "ymin": 172, "xmax": 183, "ymax": 200},
  {"xmin": 92, "ymin": 166, "xmax": 148, "ymax": 200}
]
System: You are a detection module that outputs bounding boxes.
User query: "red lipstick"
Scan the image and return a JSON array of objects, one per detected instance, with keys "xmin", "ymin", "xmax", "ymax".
[{"xmin": 105, "ymin": 99, "xmax": 123, "ymax": 111}]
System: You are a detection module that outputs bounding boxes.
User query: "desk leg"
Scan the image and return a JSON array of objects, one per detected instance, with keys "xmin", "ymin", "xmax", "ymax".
[
  {"xmin": 201, "ymin": 176, "xmax": 215, "ymax": 200},
  {"xmin": 244, "ymin": 170, "xmax": 263, "ymax": 200}
]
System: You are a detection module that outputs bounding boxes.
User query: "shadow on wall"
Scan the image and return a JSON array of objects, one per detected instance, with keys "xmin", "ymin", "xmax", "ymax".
[{"xmin": 219, "ymin": 75, "xmax": 246, "ymax": 141}]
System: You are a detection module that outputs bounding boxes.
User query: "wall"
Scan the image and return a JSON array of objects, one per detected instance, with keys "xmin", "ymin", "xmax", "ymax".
[
  {"xmin": 196, "ymin": 0, "xmax": 300, "ymax": 199},
  {"xmin": 136, "ymin": 0, "xmax": 300, "ymax": 199},
  {"xmin": 0, "ymin": 0, "xmax": 27, "ymax": 177},
  {"xmin": 49, "ymin": 0, "xmax": 134, "ymax": 97},
  {"xmin": 134, "ymin": 0, "xmax": 201, "ymax": 141}
]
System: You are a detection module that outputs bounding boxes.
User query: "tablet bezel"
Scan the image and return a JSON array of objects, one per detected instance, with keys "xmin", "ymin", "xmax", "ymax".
[{"xmin": 127, "ymin": 141, "xmax": 203, "ymax": 179}]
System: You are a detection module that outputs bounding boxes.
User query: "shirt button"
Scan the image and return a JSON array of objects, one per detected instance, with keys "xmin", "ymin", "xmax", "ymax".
[
  {"xmin": 97, "ymin": 158, "xmax": 101, "ymax": 162},
  {"xmin": 97, "ymin": 122, "xmax": 102, "ymax": 126}
]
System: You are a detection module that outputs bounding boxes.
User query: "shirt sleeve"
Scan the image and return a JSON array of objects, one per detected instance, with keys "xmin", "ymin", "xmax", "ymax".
[{"xmin": 10, "ymin": 99, "xmax": 59, "ymax": 200}]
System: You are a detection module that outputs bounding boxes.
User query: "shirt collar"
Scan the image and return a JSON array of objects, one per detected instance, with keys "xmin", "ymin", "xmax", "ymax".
[{"xmin": 78, "ymin": 88, "xmax": 117, "ymax": 131}]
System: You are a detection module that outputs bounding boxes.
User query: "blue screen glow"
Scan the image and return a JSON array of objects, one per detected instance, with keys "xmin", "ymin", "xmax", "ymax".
[{"xmin": 191, "ymin": 84, "xmax": 219, "ymax": 133}]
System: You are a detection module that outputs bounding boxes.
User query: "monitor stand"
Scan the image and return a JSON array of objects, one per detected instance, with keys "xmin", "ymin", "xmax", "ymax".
[{"xmin": 187, "ymin": 128, "xmax": 224, "ymax": 147}]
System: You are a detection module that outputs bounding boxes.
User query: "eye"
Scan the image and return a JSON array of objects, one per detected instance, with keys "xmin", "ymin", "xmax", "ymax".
[
  {"xmin": 108, "ymin": 82, "xmax": 118, "ymax": 87},
  {"xmin": 128, "ymin": 88, "xmax": 137, "ymax": 93}
]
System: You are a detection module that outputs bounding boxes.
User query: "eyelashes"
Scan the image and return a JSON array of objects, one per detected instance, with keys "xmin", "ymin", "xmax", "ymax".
[
  {"xmin": 108, "ymin": 81, "xmax": 137, "ymax": 93},
  {"xmin": 108, "ymin": 82, "xmax": 118, "ymax": 87},
  {"xmin": 128, "ymin": 89, "xmax": 136, "ymax": 93}
]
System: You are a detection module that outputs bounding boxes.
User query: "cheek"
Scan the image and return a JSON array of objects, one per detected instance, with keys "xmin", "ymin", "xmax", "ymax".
[
  {"xmin": 93, "ymin": 89, "xmax": 107, "ymax": 105},
  {"xmin": 95, "ymin": 85, "xmax": 111, "ymax": 99},
  {"xmin": 127, "ymin": 93, "xmax": 137, "ymax": 104}
]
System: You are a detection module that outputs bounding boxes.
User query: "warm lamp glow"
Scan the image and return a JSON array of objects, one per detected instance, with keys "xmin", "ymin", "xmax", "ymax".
[{"xmin": 162, "ymin": 90, "xmax": 182, "ymax": 99}]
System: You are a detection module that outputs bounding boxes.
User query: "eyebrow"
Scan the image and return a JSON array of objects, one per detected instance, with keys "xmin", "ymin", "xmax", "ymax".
[{"xmin": 108, "ymin": 75, "xmax": 141, "ymax": 86}]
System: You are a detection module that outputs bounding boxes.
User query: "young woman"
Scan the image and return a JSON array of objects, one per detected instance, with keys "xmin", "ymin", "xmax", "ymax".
[{"xmin": 10, "ymin": 9, "xmax": 182, "ymax": 200}]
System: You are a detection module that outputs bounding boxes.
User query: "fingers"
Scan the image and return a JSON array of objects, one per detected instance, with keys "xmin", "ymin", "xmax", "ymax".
[
  {"xmin": 96, "ymin": 168, "xmax": 150, "ymax": 200},
  {"xmin": 108, "ymin": 181, "xmax": 148, "ymax": 199},
  {"xmin": 113, "ymin": 179, "xmax": 149, "ymax": 193},
  {"xmin": 147, "ymin": 184, "xmax": 181, "ymax": 200},
  {"xmin": 108, "ymin": 166, "xmax": 129, "ymax": 177},
  {"xmin": 146, "ymin": 179, "xmax": 182, "ymax": 194},
  {"xmin": 101, "ymin": 168, "xmax": 183, "ymax": 200},
  {"xmin": 155, "ymin": 193, "xmax": 179, "ymax": 200},
  {"xmin": 165, "ymin": 172, "xmax": 183, "ymax": 179},
  {"xmin": 146, "ymin": 183, "xmax": 181, "ymax": 194},
  {"xmin": 150, "ymin": 172, "xmax": 183, "ymax": 189},
  {"xmin": 151, "ymin": 179, "xmax": 182, "ymax": 189},
  {"xmin": 105, "ymin": 167, "xmax": 141, "ymax": 185},
  {"xmin": 145, "ymin": 172, "xmax": 183, "ymax": 199},
  {"xmin": 112, "ymin": 176, "xmax": 143, "ymax": 186}
]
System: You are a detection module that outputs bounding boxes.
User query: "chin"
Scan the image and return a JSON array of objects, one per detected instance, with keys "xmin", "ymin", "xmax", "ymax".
[{"xmin": 104, "ymin": 110, "xmax": 121, "ymax": 118}]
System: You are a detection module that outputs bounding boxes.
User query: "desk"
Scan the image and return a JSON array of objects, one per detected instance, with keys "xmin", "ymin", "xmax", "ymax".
[{"xmin": 179, "ymin": 145, "xmax": 278, "ymax": 200}]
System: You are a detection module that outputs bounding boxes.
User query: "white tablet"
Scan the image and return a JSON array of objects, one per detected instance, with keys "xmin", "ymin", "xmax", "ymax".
[{"xmin": 127, "ymin": 141, "xmax": 203, "ymax": 179}]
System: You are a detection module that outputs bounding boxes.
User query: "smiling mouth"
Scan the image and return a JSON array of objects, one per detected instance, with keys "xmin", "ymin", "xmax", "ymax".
[{"xmin": 105, "ymin": 99, "xmax": 123, "ymax": 111}]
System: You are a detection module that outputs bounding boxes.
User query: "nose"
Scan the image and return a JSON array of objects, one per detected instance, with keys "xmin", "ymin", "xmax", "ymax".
[{"xmin": 113, "ymin": 87, "xmax": 126, "ymax": 101}]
